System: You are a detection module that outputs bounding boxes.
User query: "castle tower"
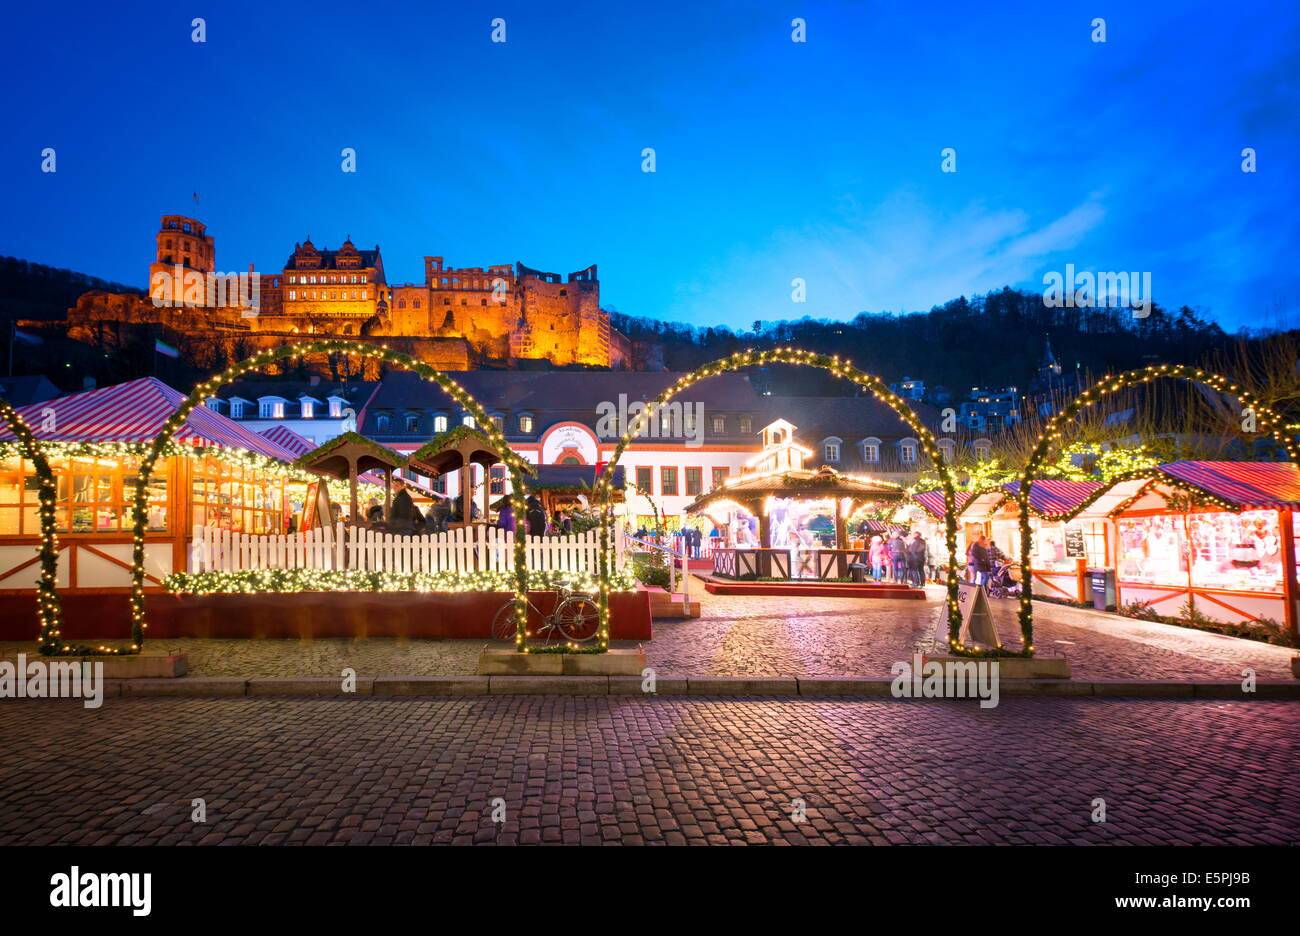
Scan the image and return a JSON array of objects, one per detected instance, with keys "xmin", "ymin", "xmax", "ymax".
[{"xmin": 149, "ymin": 215, "xmax": 215, "ymax": 306}]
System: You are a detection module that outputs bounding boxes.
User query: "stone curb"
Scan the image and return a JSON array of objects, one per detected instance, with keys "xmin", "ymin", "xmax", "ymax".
[{"xmin": 91, "ymin": 676, "xmax": 1300, "ymax": 699}]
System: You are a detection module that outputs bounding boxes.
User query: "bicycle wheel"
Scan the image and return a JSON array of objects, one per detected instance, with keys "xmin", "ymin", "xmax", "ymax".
[
  {"xmin": 554, "ymin": 595, "xmax": 601, "ymax": 643},
  {"xmin": 491, "ymin": 600, "xmax": 525, "ymax": 640}
]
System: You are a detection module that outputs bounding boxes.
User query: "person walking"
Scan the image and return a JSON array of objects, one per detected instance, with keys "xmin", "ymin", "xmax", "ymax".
[
  {"xmin": 868, "ymin": 534, "xmax": 887, "ymax": 580},
  {"xmin": 969, "ymin": 534, "xmax": 992, "ymax": 587},
  {"xmin": 905, "ymin": 530, "xmax": 927, "ymax": 588},
  {"xmin": 888, "ymin": 532, "xmax": 907, "ymax": 583}
]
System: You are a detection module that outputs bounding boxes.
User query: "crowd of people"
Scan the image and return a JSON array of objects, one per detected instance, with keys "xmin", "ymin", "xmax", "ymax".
[{"xmin": 351, "ymin": 482, "xmax": 589, "ymax": 538}]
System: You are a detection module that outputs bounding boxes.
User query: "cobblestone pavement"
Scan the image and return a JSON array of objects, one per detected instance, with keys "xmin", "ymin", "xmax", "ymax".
[
  {"xmin": 0, "ymin": 697, "xmax": 1295, "ymax": 845},
  {"xmin": 2, "ymin": 587, "xmax": 1294, "ymax": 679}
]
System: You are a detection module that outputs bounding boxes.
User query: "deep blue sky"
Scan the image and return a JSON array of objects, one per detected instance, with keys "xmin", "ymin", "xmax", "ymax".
[{"xmin": 2, "ymin": 0, "xmax": 1297, "ymax": 330}]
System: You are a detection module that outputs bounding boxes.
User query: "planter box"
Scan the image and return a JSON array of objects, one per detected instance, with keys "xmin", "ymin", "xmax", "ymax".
[{"xmin": 478, "ymin": 647, "xmax": 646, "ymax": 676}]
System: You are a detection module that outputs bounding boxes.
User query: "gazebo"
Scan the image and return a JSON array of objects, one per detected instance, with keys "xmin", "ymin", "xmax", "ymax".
[
  {"xmin": 406, "ymin": 425, "xmax": 529, "ymax": 526},
  {"xmin": 687, "ymin": 464, "xmax": 907, "ymax": 579},
  {"xmin": 294, "ymin": 431, "xmax": 406, "ymax": 524}
]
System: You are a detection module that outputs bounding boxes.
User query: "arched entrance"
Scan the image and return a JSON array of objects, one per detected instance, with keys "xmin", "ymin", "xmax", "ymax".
[
  {"xmin": 1016, "ymin": 364, "xmax": 1298, "ymax": 652},
  {"xmin": 126, "ymin": 340, "xmax": 537, "ymax": 650},
  {"xmin": 592, "ymin": 349, "xmax": 963, "ymax": 650}
]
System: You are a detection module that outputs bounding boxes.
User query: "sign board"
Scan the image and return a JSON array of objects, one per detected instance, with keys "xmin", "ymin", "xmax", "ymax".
[
  {"xmin": 300, "ymin": 481, "xmax": 333, "ymax": 532},
  {"xmin": 1064, "ymin": 526, "xmax": 1086, "ymax": 558},
  {"xmin": 955, "ymin": 581, "xmax": 1001, "ymax": 648}
]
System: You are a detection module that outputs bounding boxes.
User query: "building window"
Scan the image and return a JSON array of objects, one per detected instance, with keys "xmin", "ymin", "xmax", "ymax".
[
  {"xmin": 661, "ymin": 467, "xmax": 678, "ymax": 496},
  {"xmin": 974, "ymin": 441, "xmax": 992, "ymax": 461},
  {"xmin": 685, "ymin": 467, "xmax": 702, "ymax": 496},
  {"xmin": 824, "ymin": 442, "xmax": 841, "ymax": 462},
  {"xmin": 205, "ymin": 397, "xmax": 221, "ymax": 411},
  {"xmin": 711, "ymin": 467, "xmax": 729, "ymax": 489},
  {"xmin": 636, "ymin": 466, "xmax": 653, "ymax": 495},
  {"xmin": 519, "ymin": 414, "xmax": 534, "ymax": 434},
  {"xmin": 377, "ymin": 415, "xmax": 391, "ymax": 433},
  {"xmin": 711, "ymin": 415, "xmax": 725, "ymax": 434},
  {"xmin": 938, "ymin": 439, "xmax": 956, "ymax": 462},
  {"xmin": 405, "ymin": 414, "xmax": 419, "ymax": 433},
  {"xmin": 229, "ymin": 400, "xmax": 245, "ymax": 419},
  {"xmin": 433, "ymin": 414, "xmax": 448, "ymax": 433},
  {"xmin": 738, "ymin": 416, "xmax": 752, "ymax": 434},
  {"xmin": 288, "ymin": 290, "xmax": 296, "ymax": 300},
  {"xmin": 328, "ymin": 399, "xmax": 343, "ymax": 418},
  {"xmin": 862, "ymin": 439, "xmax": 880, "ymax": 463},
  {"xmin": 900, "ymin": 441, "xmax": 918, "ymax": 464},
  {"xmin": 259, "ymin": 401, "xmax": 284, "ymax": 419},
  {"xmin": 462, "ymin": 415, "xmax": 476, "ymax": 428},
  {"xmin": 490, "ymin": 465, "xmax": 505, "ymax": 495},
  {"xmin": 300, "ymin": 400, "xmax": 314, "ymax": 419}
]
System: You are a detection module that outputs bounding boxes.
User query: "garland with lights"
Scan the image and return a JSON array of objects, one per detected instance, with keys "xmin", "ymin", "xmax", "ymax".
[
  {"xmin": 163, "ymin": 567, "xmax": 637, "ymax": 595},
  {"xmin": 127, "ymin": 341, "xmax": 537, "ymax": 652},
  {"xmin": 0, "ymin": 396, "xmax": 69, "ymax": 655},
  {"xmin": 1015, "ymin": 364, "xmax": 1299, "ymax": 653},
  {"xmin": 591, "ymin": 348, "xmax": 963, "ymax": 648}
]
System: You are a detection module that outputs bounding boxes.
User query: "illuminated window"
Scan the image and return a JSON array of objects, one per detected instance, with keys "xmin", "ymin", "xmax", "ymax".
[
  {"xmin": 433, "ymin": 414, "xmax": 448, "ymax": 433},
  {"xmin": 685, "ymin": 468, "xmax": 702, "ymax": 496},
  {"xmin": 300, "ymin": 399, "xmax": 314, "ymax": 419},
  {"xmin": 711, "ymin": 467, "xmax": 729, "ymax": 489},
  {"xmin": 711, "ymin": 415, "xmax": 725, "ymax": 433},
  {"xmin": 862, "ymin": 438, "xmax": 881, "ymax": 463},
  {"xmin": 661, "ymin": 467, "xmax": 678, "ymax": 496},
  {"xmin": 823, "ymin": 439, "xmax": 841, "ymax": 462},
  {"xmin": 462, "ymin": 415, "xmax": 476, "ymax": 428},
  {"xmin": 738, "ymin": 416, "xmax": 752, "ymax": 434},
  {"xmin": 519, "ymin": 414, "xmax": 534, "ymax": 433},
  {"xmin": 900, "ymin": 441, "xmax": 918, "ymax": 463}
]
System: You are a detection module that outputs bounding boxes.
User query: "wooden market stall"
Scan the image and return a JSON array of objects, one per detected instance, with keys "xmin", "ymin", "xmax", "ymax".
[{"xmin": 294, "ymin": 431, "xmax": 404, "ymax": 526}]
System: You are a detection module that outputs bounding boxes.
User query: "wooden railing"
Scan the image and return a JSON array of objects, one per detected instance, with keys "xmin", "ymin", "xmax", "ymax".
[{"xmin": 190, "ymin": 523, "xmax": 623, "ymax": 575}]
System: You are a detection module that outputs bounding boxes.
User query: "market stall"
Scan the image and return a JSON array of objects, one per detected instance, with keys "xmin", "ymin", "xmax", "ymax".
[{"xmin": 1101, "ymin": 461, "xmax": 1300, "ymax": 633}]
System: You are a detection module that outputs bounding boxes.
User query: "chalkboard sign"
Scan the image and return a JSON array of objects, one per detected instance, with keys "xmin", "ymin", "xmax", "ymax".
[{"xmin": 1064, "ymin": 526, "xmax": 1086, "ymax": 558}]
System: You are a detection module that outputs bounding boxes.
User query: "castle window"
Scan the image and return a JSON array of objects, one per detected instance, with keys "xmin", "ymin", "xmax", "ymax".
[
  {"xmin": 361, "ymin": 291, "xmax": 367, "ymax": 300},
  {"xmin": 413, "ymin": 300, "xmax": 421, "ymax": 309},
  {"xmin": 433, "ymin": 414, "xmax": 448, "ymax": 433},
  {"xmin": 351, "ymin": 290, "xmax": 357, "ymax": 299},
  {"xmin": 444, "ymin": 299, "xmax": 451, "ymax": 306},
  {"xmin": 183, "ymin": 223, "xmax": 191, "ymax": 232},
  {"xmin": 165, "ymin": 239, "xmax": 172, "ymax": 248},
  {"xmin": 288, "ymin": 290, "xmax": 296, "ymax": 300},
  {"xmin": 519, "ymin": 415, "xmax": 534, "ymax": 434},
  {"xmin": 398, "ymin": 300, "xmax": 407, "ymax": 309},
  {"xmin": 481, "ymin": 299, "xmax": 487, "ymax": 306},
  {"xmin": 559, "ymin": 289, "xmax": 566, "ymax": 296},
  {"xmin": 461, "ymin": 299, "xmax": 467, "ymax": 306}
]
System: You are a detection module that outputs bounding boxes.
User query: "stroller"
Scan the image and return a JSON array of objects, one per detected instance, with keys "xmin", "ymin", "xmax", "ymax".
[{"xmin": 986, "ymin": 559, "xmax": 1022, "ymax": 599}]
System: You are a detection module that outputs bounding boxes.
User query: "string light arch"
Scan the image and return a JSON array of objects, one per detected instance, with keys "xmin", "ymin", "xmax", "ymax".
[
  {"xmin": 1015, "ymin": 364, "xmax": 1299, "ymax": 652},
  {"xmin": 127, "ymin": 340, "xmax": 537, "ymax": 652},
  {"xmin": 0, "ymin": 396, "xmax": 67, "ymax": 654},
  {"xmin": 593, "ymin": 349, "xmax": 966, "ymax": 651}
]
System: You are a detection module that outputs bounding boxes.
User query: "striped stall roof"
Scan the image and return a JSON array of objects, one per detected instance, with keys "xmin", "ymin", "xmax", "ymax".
[
  {"xmin": 0, "ymin": 377, "xmax": 299, "ymax": 463},
  {"xmin": 1156, "ymin": 461, "xmax": 1300, "ymax": 510},
  {"xmin": 911, "ymin": 489, "xmax": 974, "ymax": 519},
  {"xmin": 258, "ymin": 424, "xmax": 316, "ymax": 457},
  {"xmin": 1000, "ymin": 479, "xmax": 1105, "ymax": 518}
]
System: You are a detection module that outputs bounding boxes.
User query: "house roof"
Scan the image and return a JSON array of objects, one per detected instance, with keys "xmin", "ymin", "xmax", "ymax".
[
  {"xmin": 0, "ymin": 377, "xmax": 299, "ymax": 462},
  {"xmin": 0, "ymin": 375, "xmax": 61, "ymax": 407}
]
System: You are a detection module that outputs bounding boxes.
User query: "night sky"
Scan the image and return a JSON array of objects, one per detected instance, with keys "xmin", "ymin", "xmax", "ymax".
[{"xmin": 2, "ymin": 0, "xmax": 1296, "ymax": 329}]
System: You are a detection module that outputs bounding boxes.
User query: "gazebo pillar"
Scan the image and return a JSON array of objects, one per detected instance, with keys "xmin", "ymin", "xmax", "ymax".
[
  {"xmin": 347, "ymin": 457, "xmax": 358, "ymax": 525},
  {"xmin": 384, "ymin": 469, "xmax": 393, "ymax": 520},
  {"xmin": 460, "ymin": 465, "xmax": 473, "ymax": 524},
  {"xmin": 758, "ymin": 510, "xmax": 771, "ymax": 549}
]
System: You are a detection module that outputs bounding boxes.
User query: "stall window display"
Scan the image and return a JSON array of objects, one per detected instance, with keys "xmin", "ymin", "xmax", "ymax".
[
  {"xmin": 1032, "ymin": 521, "xmax": 1106, "ymax": 572},
  {"xmin": 0, "ymin": 455, "xmax": 168, "ymax": 535},
  {"xmin": 1118, "ymin": 510, "xmax": 1284, "ymax": 593},
  {"xmin": 190, "ymin": 456, "xmax": 285, "ymax": 534}
]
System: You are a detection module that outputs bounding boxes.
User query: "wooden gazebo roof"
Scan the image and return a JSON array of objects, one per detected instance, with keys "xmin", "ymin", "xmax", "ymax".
[
  {"xmin": 405, "ymin": 425, "xmax": 535, "ymax": 478},
  {"xmin": 294, "ymin": 431, "xmax": 405, "ymax": 480},
  {"xmin": 686, "ymin": 465, "xmax": 906, "ymax": 513}
]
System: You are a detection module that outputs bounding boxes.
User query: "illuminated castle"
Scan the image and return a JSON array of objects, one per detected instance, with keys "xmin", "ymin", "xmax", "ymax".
[{"xmin": 64, "ymin": 215, "xmax": 630, "ymax": 373}]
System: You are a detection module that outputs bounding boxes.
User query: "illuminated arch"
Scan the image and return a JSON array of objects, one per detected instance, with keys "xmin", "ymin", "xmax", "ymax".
[
  {"xmin": 1016, "ymin": 364, "xmax": 1299, "ymax": 650},
  {"xmin": 593, "ymin": 349, "xmax": 965, "ymax": 649},
  {"xmin": 0, "ymin": 396, "xmax": 66, "ymax": 654},
  {"xmin": 127, "ymin": 340, "xmax": 535, "ymax": 650}
]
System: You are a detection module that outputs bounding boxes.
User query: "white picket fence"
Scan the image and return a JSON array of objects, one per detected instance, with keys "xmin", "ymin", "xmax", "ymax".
[{"xmin": 190, "ymin": 523, "xmax": 623, "ymax": 575}]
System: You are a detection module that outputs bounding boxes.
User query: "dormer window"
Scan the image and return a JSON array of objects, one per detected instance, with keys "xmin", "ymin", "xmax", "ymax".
[
  {"xmin": 260, "ymin": 400, "xmax": 285, "ymax": 419},
  {"xmin": 205, "ymin": 397, "xmax": 222, "ymax": 411},
  {"xmin": 900, "ymin": 440, "xmax": 918, "ymax": 464},
  {"xmin": 519, "ymin": 414, "xmax": 534, "ymax": 434},
  {"xmin": 405, "ymin": 414, "xmax": 420, "ymax": 433},
  {"xmin": 823, "ymin": 438, "xmax": 841, "ymax": 462},
  {"xmin": 377, "ymin": 415, "xmax": 391, "ymax": 433},
  {"xmin": 433, "ymin": 414, "xmax": 448, "ymax": 433},
  {"xmin": 328, "ymin": 398, "xmax": 343, "ymax": 418},
  {"xmin": 229, "ymin": 399, "xmax": 245, "ymax": 419},
  {"xmin": 862, "ymin": 437, "xmax": 881, "ymax": 463},
  {"xmin": 711, "ymin": 415, "xmax": 725, "ymax": 434},
  {"xmin": 462, "ymin": 415, "xmax": 476, "ymax": 429},
  {"xmin": 938, "ymin": 439, "xmax": 957, "ymax": 462},
  {"xmin": 738, "ymin": 416, "xmax": 752, "ymax": 434},
  {"xmin": 973, "ymin": 440, "xmax": 992, "ymax": 461},
  {"xmin": 300, "ymin": 399, "xmax": 314, "ymax": 419}
]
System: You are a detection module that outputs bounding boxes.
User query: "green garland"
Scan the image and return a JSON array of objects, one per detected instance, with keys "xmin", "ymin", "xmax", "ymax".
[{"xmin": 163, "ymin": 567, "xmax": 636, "ymax": 595}]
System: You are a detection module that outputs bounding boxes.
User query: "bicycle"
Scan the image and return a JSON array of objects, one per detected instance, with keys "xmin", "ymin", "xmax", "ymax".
[{"xmin": 490, "ymin": 586, "xmax": 601, "ymax": 644}]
